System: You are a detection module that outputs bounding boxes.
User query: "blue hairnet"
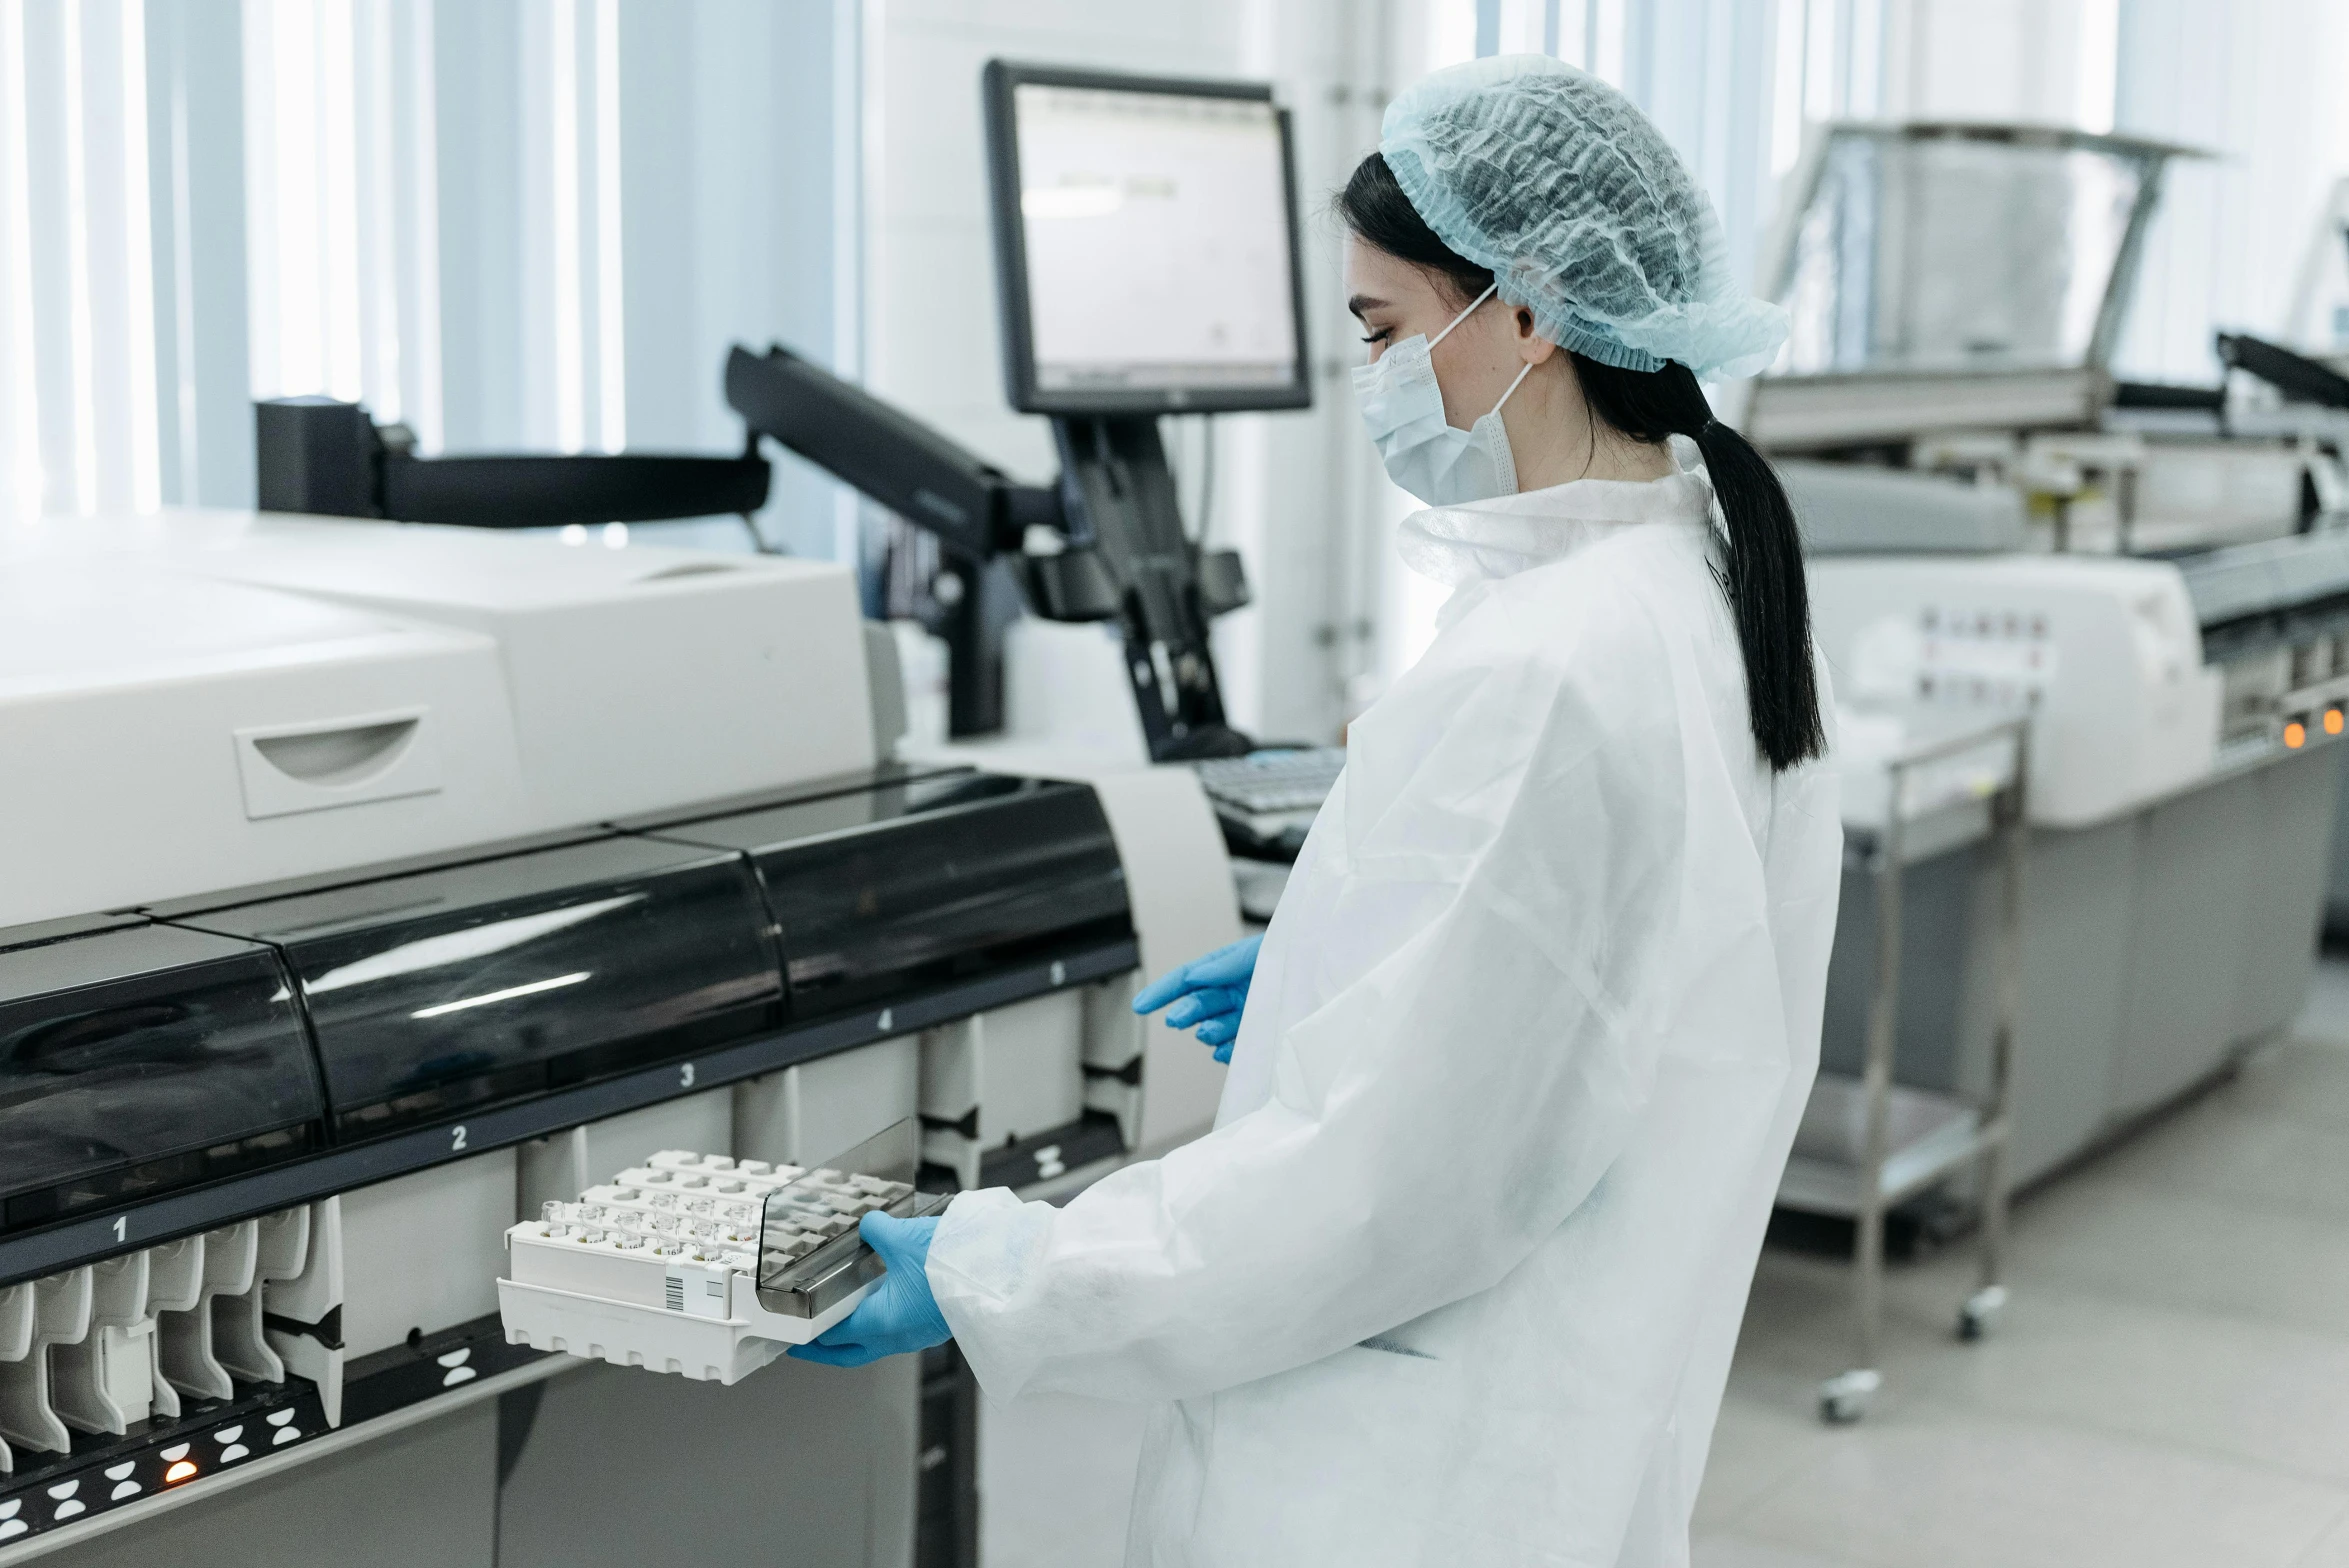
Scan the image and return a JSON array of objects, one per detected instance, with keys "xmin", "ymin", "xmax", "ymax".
[{"xmin": 1380, "ymin": 54, "xmax": 1788, "ymax": 379}]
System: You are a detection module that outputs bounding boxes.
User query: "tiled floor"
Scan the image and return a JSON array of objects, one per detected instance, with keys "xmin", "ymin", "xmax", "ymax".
[{"xmin": 980, "ymin": 963, "xmax": 2349, "ymax": 1567}]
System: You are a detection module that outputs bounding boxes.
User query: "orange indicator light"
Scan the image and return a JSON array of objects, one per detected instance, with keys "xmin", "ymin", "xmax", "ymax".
[
  {"xmin": 2285, "ymin": 721, "xmax": 2308, "ymax": 749},
  {"xmin": 2327, "ymin": 709, "xmax": 2344, "ymax": 736},
  {"xmin": 164, "ymin": 1461, "xmax": 197, "ymax": 1484}
]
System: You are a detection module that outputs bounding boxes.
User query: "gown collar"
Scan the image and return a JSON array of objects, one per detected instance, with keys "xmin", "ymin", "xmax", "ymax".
[{"xmin": 1397, "ymin": 433, "xmax": 1716, "ymax": 594}]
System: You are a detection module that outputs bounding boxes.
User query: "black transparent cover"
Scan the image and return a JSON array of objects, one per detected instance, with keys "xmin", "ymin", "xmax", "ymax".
[
  {"xmin": 644, "ymin": 772, "xmax": 1130, "ymax": 1021},
  {"xmin": 756, "ymin": 1118, "xmax": 943, "ymax": 1317},
  {"xmin": 177, "ymin": 835, "xmax": 783, "ymax": 1139},
  {"xmin": 0, "ymin": 922, "xmax": 323, "ymax": 1231}
]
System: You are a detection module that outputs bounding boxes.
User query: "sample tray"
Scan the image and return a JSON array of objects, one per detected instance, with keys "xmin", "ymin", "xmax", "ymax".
[{"xmin": 498, "ymin": 1121, "xmax": 944, "ymax": 1384}]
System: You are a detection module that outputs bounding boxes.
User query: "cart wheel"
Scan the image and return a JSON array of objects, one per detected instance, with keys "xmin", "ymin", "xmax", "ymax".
[
  {"xmin": 1817, "ymin": 1367, "xmax": 1881, "ymax": 1425},
  {"xmin": 1957, "ymin": 1284, "xmax": 2009, "ymax": 1342}
]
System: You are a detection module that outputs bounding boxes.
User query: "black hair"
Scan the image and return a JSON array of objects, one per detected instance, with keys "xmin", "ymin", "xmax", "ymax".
[{"xmin": 1337, "ymin": 153, "xmax": 1825, "ymax": 773}]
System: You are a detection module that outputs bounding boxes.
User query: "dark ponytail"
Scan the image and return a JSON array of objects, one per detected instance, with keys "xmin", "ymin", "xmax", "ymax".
[
  {"xmin": 1338, "ymin": 153, "xmax": 1824, "ymax": 773},
  {"xmin": 1570, "ymin": 360, "xmax": 1824, "ymax": 771}
]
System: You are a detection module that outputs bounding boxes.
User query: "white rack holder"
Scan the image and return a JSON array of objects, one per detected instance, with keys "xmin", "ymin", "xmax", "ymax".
[{"xmin": 497, "ymin": 1252, "xmax": 855, "ymax": 1385}]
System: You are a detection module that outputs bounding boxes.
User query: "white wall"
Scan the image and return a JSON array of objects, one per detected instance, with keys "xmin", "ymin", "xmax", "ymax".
[
  {"xmin": 1878, "ymin": 0, "xmax": 2118, "ymax": 128},
  {"xmin": 2111, "ymin": 0, "xmax": 2349, "ymax": 382}
]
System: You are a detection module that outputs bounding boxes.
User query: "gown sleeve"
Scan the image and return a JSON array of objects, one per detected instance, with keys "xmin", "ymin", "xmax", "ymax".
[{"xmin": 924, "ymin": 588, "xmax": 1694, "ymax": 1404}]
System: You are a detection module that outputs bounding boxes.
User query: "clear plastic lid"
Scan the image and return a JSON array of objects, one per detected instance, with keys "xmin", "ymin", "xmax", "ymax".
[
  {"xmin": 1771, "ymin": 125, "xmax": 2181, "ymax": 379},
  {"xmin": 754, "ymin": 1117, "xmax": 945, "ymax": 1318}
]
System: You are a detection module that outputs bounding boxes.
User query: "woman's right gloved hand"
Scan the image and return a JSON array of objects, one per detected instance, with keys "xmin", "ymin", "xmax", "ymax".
[{"xmin": 1131, "ymin": 934, "xmax": 1263, "ymax": 1063}]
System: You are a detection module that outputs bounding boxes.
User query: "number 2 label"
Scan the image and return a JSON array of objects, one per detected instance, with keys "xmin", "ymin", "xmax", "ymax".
[{"xmin": 451, "ymin": 1124, "xmax": 469, "ymax": 1152}]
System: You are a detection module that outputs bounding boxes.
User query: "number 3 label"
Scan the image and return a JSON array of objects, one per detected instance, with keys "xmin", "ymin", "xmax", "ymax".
[{"xmin": 680, "ymin": 1062, "xmax": 696, "ymax": 1089}]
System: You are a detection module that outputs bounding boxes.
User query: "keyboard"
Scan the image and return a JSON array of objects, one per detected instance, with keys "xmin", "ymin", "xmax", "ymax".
[{"xmin": 1193, "ymin": 747, "xmax": 1346, "ymax": 823}]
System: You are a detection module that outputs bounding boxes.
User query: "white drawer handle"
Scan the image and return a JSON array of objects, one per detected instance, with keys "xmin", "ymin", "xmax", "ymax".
[
  {"xmin": 234, "ymin": 707, "xmax": 442, "ymax": 819},
  {"xmin": 251, "ymin": 718, "xmax": 417, "ymax": 785}
]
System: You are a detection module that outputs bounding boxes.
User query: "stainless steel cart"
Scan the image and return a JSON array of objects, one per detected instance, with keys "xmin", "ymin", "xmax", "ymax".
[{"xmin": 1778, "ymin": 714, "xmax": 2030, "ymax": 1424}]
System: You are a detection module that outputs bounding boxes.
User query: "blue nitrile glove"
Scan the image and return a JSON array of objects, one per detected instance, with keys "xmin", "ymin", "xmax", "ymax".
[
  {"xmin": 1132, "ymin": 934, "xmax": 1262, "ymax": 1063},
  {"xmin": 787, "ymin": 1212, "xmax": 949, "ymax": 1367}
]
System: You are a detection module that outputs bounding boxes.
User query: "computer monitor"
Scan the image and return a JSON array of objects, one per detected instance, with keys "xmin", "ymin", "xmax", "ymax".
[{"xmin": 982, "ymin": 61, "xmax": 1311, "ymax": 417}]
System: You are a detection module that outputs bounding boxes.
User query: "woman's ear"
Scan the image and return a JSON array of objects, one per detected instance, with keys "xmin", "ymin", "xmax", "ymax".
[{"xmin": 1513, "ymin": 305, "xmax": 1558, "ymax": 365}]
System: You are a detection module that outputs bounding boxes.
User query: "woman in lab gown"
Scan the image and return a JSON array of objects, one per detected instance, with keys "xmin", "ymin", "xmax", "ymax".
[{"xmin": 795, "ymin": 54, "xmax": 1844, "ymax": 1568}]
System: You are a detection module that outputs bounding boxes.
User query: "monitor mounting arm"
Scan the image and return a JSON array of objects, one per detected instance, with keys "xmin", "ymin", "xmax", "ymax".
[{"xmin": 725, "ymin": 344, "xmax": 1252, "ymax": 756}]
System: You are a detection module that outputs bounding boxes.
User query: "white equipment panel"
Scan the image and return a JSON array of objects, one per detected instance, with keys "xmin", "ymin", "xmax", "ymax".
[
  {"xmin": 1812, "ymin": 554, "xmax": 2221, "ymax": 827},
  {"xmin": 0, "ymin": 510, "xmax": 875, "ymax": 925}
]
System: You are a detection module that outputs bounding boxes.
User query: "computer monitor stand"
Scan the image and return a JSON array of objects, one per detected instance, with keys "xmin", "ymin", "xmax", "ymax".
[{"xmin": 1051, "ymin": 415, "xmax": 1253, "ymax": 762}]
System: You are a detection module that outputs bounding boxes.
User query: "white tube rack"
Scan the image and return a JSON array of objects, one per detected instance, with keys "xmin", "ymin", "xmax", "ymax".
[{"xmin": 497, "ymin": 1149, "xmax": 905, "ymax": 1385}]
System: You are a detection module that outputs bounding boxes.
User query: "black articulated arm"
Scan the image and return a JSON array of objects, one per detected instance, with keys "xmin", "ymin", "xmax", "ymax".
[
  {"xmin": 724, "ymin": 342, "xmax": 1255, "ymax": 758},
  {"xmin": 724, "ymin": 343, "xmax": 1058, "ymax": 560},
  {"xmin": 382, "ymin": 451, "xmax": 770, "ymax": 527},
  {"xmin": 2217, "ymin": 332, "xmax": 2349, "ymax": 411},
  {"xmin": 726, "ymin": 343, "xmax": 1084, "ymax": 739},
  {"xmin": 254, "ymin": 395, "xmax": 772, "ymax": 528},
  {"xmin": 257, "ymin": 358, "xmax": 1254, "ymax": 756}
]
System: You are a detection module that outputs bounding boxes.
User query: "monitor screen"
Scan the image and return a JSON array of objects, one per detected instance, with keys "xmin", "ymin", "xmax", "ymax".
[{"xmin": 986, "ymin": 66, "xmax": 1309, "ymax": 415}]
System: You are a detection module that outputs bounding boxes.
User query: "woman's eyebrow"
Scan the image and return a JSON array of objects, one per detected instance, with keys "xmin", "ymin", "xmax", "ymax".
[{"xmin": 1346, "ymin": 293, "xmax": 1389, "ymax": 319}]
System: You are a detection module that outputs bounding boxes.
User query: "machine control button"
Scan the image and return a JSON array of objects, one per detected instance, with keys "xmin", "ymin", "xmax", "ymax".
[
  {"xmin": 104, "ymin": 1463, "xmax": 135, "ymax": 1481},
  {"xmin": 45, "ymin": 1481, "xmax": 77, "ymax": 1501},
  {"xmin": 273, "ymin": 1427, "xmax": 301, "ymax": 1446},
  {"xmin": 443, "ymin": 1365, "xmax": 478, "ymax": 1387},
  {"xmin": 212, "ymin": 1425, "xmax": 243, "ymax": 1445},
  {"xmin": 0, "ymin": 1500, "xmax": 17, "ymax": 1519},
  {"xmin": 219, "ymin": 1444, "xmax": 249, "ymax": 1462},
  {"xmin": 436, "ymin": 1347, "xmax": 472, "ymax": 1369},
  {"xmin": 266, "ymin": 1408, "xmax": 297, "ymax": 1427},
  {"xmin": 160, "ymin": 1444, "xmax": 191, "ymax": 1462},
  {"xmin": 53, "ymin": 1501, "xmax": 84, "ymax": 1520},
  {"xmin": 0, "ymin": 1519, "xmax": 25, "ymax": 1540},
  {"xmin": 110, "ymin": 1481, "xmax": 140, "ymax": 1501}
]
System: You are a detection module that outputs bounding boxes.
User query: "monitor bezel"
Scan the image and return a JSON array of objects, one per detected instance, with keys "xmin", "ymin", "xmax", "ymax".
[{"xmin": 982, "ymin": 59, "xmax": 1313, "ymax": 418}]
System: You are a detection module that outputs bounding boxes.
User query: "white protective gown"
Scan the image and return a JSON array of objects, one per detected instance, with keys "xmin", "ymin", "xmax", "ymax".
[{"xmin": 926, "ymin": 438, "xmax": 1843, "ymax": 1568}]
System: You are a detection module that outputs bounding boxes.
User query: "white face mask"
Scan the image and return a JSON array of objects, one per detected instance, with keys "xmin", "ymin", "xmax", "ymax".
[{"xmin": 1351, "ymin": 283, "xmax": 1535, "ymax": 507}]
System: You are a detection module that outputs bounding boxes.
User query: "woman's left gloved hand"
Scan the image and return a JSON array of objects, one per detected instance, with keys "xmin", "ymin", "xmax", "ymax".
[
  {"xmin": 787, "ymin": 1211, "xmax": 950, "ymax": 1367},
  {"xmin": 1133, "ymin": 933, "xmax": 1263, "ymax": 1062}
]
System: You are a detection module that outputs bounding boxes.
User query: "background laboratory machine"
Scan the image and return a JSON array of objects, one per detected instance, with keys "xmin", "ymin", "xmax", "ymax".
[
  {"xmin": 1738, "ymin": 121, "xmax": 2349, "ymax": 1417},
  {"xmin": 0, "ymin": 509, "xmax": 1238, "ymax": 1563}
]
